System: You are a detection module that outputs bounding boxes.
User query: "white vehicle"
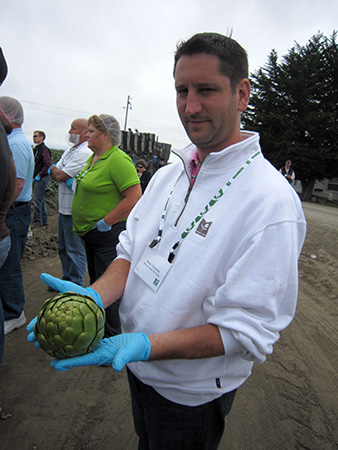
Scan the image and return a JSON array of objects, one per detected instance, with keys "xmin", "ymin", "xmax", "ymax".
[{"xmin": 293, "ymin": 178, "xmax": 338, "ymax": 201}]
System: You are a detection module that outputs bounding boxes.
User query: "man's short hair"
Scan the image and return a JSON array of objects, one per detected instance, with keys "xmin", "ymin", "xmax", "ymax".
[
  {"xmin": 174, "ymin": 32, "xmax": 248, "ymax": 92},
  {"xmin": 34, "ymin": 130, "xmax": 46, "ymax": 140}
]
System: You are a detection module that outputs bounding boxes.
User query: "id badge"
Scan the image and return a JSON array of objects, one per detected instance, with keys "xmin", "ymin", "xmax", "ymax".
[{"xmin": 134, "ymin": 246, "xmax": 171, "ymax": 291}]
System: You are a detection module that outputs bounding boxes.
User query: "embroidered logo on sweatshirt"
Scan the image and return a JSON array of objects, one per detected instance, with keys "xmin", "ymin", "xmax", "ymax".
[{"xmin": 195, "ymin": 219, "xmax": 212, "ymax": 238}]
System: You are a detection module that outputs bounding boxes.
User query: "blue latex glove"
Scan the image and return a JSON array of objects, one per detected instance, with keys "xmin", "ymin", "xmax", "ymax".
[
  {"xmin": 65, "ymin": 177, "xmax": 73, "ymax": 190},
  {"xmin": 27, "ymin": 273, "xmax": 104, "ymax": 345},
  {"xmin": 47, "ymin": 164, "xmax": 56, "ymax": 175},
  {"xmin": 27, "ymin": 316, "xmax": 40, "ymax": 347},
  {"xmin": 94, "ymin": 218, "xmax": 112, "ymax": 232},
  {"xmin": 40, "ymin": 273, "xmax": 103, "ymax": 308},
  {"xmin": 50, "ymin": 333, "xmax": 151, "ymax": 372},
  {"xmin": 34, "ymin": 174, "xmax": 41, "ymax": 181}
]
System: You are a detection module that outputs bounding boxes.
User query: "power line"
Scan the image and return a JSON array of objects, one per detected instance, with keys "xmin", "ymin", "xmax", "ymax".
[
  {"xmin": 21, "ymin": 100, "xmax": 92, "ymax": 117},
  {"xmin": 21, "ymin": 99, "xmax": 184, "ymax": 134}
]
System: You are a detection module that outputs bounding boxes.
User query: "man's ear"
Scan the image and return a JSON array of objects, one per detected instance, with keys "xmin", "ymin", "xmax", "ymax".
[{"xmin": 237, "ymin": 78, "xmax": 251, "ymax": 113}]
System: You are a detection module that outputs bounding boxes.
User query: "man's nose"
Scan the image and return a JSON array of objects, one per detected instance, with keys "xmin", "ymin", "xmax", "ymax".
[{"xmin": 185, "ymin": 92, "xmax": 203, "ymax": 115}]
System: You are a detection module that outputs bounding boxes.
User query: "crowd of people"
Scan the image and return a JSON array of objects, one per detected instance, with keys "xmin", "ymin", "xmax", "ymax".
[
  {"xmin": 2, "ymin": 32, "xmax": 306, "ymax": 449},
  {"xmin": 0, "ymin": 49, "xmax": 148, "ymax": 366},
  {"xmin": 0, "ymin": 103, "xmax": 145, "ymax": 342}
]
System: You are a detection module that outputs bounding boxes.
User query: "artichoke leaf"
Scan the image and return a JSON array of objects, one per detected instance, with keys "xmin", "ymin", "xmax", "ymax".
[
  {"xmin": 53, "ymin": 334, "xmax": 69, "ymax": 349},
  {"xmin": 60, "ymin": 326, "xmax": 79, "ymax": 344},
  {"xmin": 45, "ymin": 320, "xmax": 59, "ymax": 338},
  {"xmin": 74, "ymin": 332, "xmax": 95, "ymax": 352}
]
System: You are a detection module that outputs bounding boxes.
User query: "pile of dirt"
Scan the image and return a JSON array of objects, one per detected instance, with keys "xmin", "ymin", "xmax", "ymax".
[{"xmin": 23, "ymin": 207, "xmax": 58, "ymax": 262}]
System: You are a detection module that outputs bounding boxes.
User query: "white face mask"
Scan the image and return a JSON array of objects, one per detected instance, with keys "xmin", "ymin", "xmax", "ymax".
[{"xmin": 66, "ymin": 133, "xmax": 80, "ymax": 146}]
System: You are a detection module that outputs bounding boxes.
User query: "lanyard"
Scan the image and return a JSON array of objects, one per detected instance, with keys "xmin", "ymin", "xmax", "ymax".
[
  {"xmin": 150, "ymin": 150, "xmax": 261, "ymax": 262},
  {"xmin": 75, "ymin": 157, "xmax": 101, "ymax": 184}
]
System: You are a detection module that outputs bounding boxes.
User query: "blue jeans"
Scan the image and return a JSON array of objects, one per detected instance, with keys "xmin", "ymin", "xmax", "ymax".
[
  {"xmin": 0, "ymin": 202, "xmax": 31, "ymax": 320},
  {"xmin": 0, "ymin": 235, "xmax": 11, "ymax": 365},
  {"xmin": 127, "ymin": 369, "xmax": 237, "ymax": 450},
  {"xmin": 32, "ymin": 175, "xmax": 50, "ymax": 225},
  {"xmin": 58, "ymin": 213, "xmax": 87, "ymax": 286},
  {"xmin": 82, "ymin": 221, "xmax": 126, "ymax": 337}
]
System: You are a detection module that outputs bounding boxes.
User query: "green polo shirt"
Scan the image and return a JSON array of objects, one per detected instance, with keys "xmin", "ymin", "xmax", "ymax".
[{"xmin": 72, "ymin": 145, "xmax": 140, "ymax": 236}]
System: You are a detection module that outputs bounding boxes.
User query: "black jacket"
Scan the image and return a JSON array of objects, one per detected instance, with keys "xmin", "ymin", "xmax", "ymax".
[{"xmin": 34, "ymin": 143, "xmax": 52, "ymax": 178}]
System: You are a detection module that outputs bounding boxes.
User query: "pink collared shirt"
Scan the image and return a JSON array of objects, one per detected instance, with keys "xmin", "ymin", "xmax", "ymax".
[{"xmin": 189, "ymin": 150, "xmax": 201, "ymax": 187}]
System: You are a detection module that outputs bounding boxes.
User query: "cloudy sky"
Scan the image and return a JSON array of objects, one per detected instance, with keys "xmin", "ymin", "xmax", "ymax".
[{"xmin": 1, "ymin": 0, "xmax": 337, "ymax": 158}]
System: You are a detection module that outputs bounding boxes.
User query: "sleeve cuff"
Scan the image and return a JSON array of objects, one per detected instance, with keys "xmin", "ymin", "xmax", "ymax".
[{"xmin": 217, "ymin": 326, "xmax": 247, "ymax": 356}]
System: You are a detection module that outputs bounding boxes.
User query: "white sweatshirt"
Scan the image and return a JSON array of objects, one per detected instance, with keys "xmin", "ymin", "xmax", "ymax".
[{"xmin": 117, "ymin": 131, "xmax": 306, "ymax": 406}]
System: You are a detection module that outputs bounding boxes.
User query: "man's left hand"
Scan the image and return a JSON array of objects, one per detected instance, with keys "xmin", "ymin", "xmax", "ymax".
[{"xmin": 50, "ymin": 333, "xmax": 151, "ymax": 372}]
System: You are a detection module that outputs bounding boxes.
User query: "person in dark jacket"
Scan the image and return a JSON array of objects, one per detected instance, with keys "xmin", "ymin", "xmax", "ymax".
[
  {"xmin": 32, "ymin": 130, "xmax": 52, "ymax": 228},
  {"xmin": 136, "ymin": 159, "xmax": 152, "ymax": 193},
  {"xmin": 279, "ymin": 160, "xmax": 295, "ymax": 184}
]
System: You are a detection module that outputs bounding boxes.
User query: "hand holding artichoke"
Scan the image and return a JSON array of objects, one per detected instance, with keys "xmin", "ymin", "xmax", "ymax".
[{"xmin": 51, "ymin": 332, "xmax": 151, "ymax": 372}]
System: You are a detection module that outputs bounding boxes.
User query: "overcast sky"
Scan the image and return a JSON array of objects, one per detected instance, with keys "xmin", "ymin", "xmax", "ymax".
[{"xmin": 1, "ymin": 0, "xmax": 337, "ymax": 159}]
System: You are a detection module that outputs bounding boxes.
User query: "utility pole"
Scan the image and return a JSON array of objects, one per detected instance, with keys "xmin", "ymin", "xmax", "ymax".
[{"xmin": 123, "ymin": 95, "xmax": 132, "ymax": 131}]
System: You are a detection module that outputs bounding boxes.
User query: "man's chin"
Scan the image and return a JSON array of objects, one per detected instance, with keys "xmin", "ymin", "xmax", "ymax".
[{"xmin": 186, "ymin": 132, "xmax": 210, "ymax": 147}]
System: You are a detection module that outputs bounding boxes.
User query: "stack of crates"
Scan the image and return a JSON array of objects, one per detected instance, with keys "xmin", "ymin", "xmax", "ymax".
[{"xmin": 120, "ymin": 129, "xmax": 172, "ymax": 173}]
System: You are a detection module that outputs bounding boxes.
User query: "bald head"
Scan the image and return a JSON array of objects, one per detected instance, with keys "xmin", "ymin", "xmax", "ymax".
[{"xmin": 69, "ymin": 118, "xmax": 88, "ymax": 144}]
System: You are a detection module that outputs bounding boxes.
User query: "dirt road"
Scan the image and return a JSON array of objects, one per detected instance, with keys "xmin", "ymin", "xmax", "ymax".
[{"xmin": 1, "ymin": 202, "xmax": 337, "ymax": 450}]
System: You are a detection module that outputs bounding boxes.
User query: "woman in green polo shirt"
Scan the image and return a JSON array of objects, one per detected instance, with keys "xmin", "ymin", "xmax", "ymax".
[{"xmin": 72, "ymin": 114, "xmax": 142, "ymax": 337}]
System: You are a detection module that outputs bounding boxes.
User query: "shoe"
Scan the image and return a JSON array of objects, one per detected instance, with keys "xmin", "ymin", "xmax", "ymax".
[
  {"xmin": 31, "ymin": 222, "xmax": 41, "ymax": 229},
  {"xmin": 4, "ymin": 311, "xmax": 27, "ymax": 335}
]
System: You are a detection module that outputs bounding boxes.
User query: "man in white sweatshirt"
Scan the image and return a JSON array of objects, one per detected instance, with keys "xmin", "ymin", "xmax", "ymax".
[{"xmin": 28, "ymin": 33, "xmax": 306, "ymax": 450}]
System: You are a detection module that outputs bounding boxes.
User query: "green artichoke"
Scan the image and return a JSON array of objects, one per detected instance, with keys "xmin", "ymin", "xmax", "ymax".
[{"xmin": 34, "ymin": 292, "xmax": 105, "ymax": 359}]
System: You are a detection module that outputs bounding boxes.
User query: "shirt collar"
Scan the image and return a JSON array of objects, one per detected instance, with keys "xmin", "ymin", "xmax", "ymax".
[{"xmin": 190, "ymin": 149, "xmax": 200, "ymax": 168}]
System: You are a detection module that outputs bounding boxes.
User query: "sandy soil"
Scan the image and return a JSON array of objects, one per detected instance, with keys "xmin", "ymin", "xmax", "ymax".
[{"xmin": 0, "ymin": 201, "xmax": 337, "ymax": 450}]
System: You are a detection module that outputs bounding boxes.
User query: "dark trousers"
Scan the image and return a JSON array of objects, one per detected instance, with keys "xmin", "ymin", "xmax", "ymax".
[
  {"xmin": 0, "ymin": 235, "xmax": 11, "ymax": 365},
  {"xmin": 127, "ymin": 368, "xmax": 237, "ymax": 450},
  {"xmin": 32, "ymin": 175, "xmax": 50, "ymax": 225},
  {"xmin": 82, "ymin": 221, "xmax": 126, "ymax": 337},
  {"xmin": 0, "ymin": 202, "xmax": 31, "ymax": 320}
]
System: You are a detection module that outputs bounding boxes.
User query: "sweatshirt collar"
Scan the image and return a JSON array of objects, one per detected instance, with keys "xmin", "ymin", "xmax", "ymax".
[{"xmin": 173, "ymin": 131, "xmax": 260, "ymax": 172}]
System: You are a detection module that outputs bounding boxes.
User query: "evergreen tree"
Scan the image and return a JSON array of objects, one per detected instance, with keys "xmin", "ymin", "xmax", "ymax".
[{"xmin": 242, "ymin": 31, "xmax": 338, "ymax": 201}]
